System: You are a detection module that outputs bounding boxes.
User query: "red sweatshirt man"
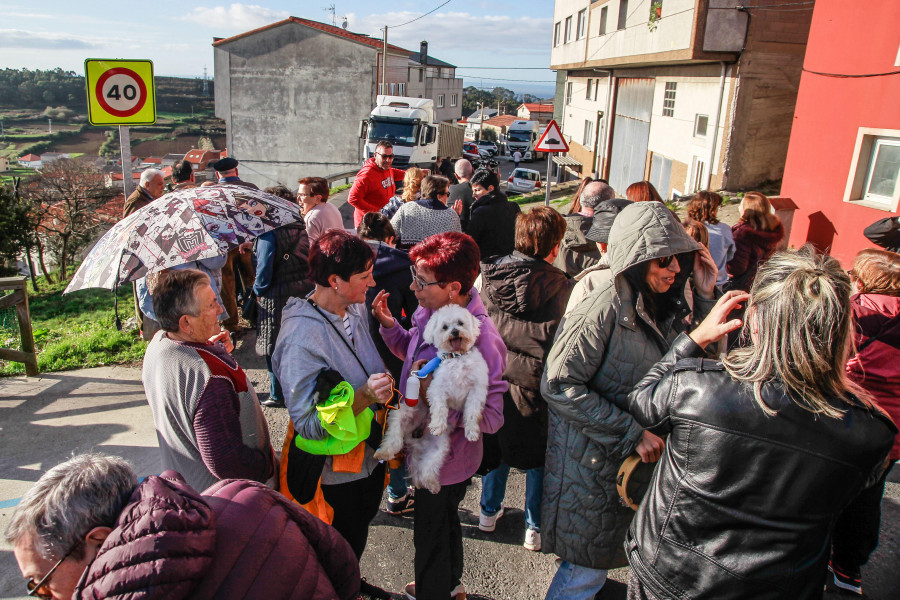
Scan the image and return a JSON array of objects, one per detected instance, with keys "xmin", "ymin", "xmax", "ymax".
[{"xmin": 348, "ymin": 142, "xmax": 405, "ymax": 227}]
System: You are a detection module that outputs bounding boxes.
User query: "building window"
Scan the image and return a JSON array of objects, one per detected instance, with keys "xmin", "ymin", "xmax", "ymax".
[
  {"xmin": 594, "ymin": 78, "xmax": 601, "ymax": 101},
  {"xmin": 565, "ymin": 16, "xmax": 573, "ymax": 43},
  {"xmin": 844, "ymin": 128, "xmax": 900, "ymax": 211},
  {"xmin": 398, "ymin": 83, "xmax": 407, "ymax": 96},
  {"xmin": 389, "ymin": 83, "xmax": 397, "ymax": 95},
  {"xmin": 586, "ymin": 79, "xmax": 593, "ymax": 100},
  {"xmin": 451, "ymin": 94, "xmax": 458, "ymax": 107},
  {"xmin": 419, "ymin": 69, "xmax": 424, "ymax": 82},
  {"xmin": 583, "ymin": 120, "xmax": 594, "ymax": 147},
  {"xmin": 694, "ymin": 114, "xmax": 709, "ymax": 138},
  {"xmin": 437, "ymin": 94, "xmax": 445, "ymax": 108},
  {"xmin": 566, "ymin": 81, "xmax": 573, "ymax": 105},
  {"xmin": 663, "ymin": 82, "xmax": 676, "ymax": 117},
  {"xmin": 618, "ymin": 0, "xmax": 628, "ymax": 31},
  {"xmin": 554, "ymin": 22, "xmax": 561, "ymax": 47},
  {"xmin": 599, "ymin": 6, "xmax": 608, "ymax": 35},
  {"xmin": 577, "ymin": 9, "xmax": 587, "ymax": 40},
  {"xmin": 691, "ymin": 156, "xmax": 706, "ymax": 192}
]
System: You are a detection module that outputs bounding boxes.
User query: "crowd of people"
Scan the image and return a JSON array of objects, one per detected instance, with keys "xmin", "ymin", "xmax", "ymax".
[{"xmin": 6, "ymin": 148, "xmax": 899, "ymax": 600}]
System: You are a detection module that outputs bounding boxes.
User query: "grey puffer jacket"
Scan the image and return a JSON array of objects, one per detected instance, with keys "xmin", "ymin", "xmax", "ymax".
[{"xmin": 540, "ymin": 202, "xmax": 715, "ymax": 569}]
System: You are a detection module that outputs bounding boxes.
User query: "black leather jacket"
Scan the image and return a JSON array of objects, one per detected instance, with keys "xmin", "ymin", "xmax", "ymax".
[{"xmin": 626, "ymin": 334, "xmax": 896, "ymax": 599}]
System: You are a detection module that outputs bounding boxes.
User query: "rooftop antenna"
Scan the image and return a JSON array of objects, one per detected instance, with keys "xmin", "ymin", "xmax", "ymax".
[{"xmin": 323, "ymin": 4, "xmax": 336, "ymax": 26}]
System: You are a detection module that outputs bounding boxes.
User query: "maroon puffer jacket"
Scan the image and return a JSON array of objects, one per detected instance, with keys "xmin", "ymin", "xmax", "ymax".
[
  {"xmin": 847, "ymin": 293, "xmax": 900, "ymax": 460},
  {"xmin": 73, "ymin": 472, "xmax": 360, "ymax": 600},
  {"xmin": 727, "ymin": 220, "xmax": 784, "ymax": 291}
]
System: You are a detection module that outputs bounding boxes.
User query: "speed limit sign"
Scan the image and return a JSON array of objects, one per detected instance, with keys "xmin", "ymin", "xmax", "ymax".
[{"xmin": 85, "ymin": 59, "xmax": 156, "ymax": 125}]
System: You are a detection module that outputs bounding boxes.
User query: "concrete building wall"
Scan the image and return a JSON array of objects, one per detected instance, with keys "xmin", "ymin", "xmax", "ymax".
[
  {"xmin": 582, "ymin": 0, "xmax": 696, "ymax": 67},
  {"xmin": 214, "ymin": 22, "xmax": 376, "ymax": 187},
  {"xmin": 427, "ymin": 76, "xmax": 463, "ymax": 123},
  {"xmin": 723, "ymin": 4, "xmax": 812, "ymax": 189},
  {"xmin": 558, "ymin": 75, "xmax": 611, "ymax": 176},
  {"xmin": 551, "ymin": 0, "xmax": 590, "ymax": 67}
]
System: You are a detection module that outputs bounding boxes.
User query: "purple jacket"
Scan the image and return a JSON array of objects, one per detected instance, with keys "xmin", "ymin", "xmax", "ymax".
[
  {"xmin": 73, "ymin": 472, "xmax": 360, "ymax": 600},
  {"xmin": 381, "ymin": 291, "xmax": 508, "ymax": 486}
]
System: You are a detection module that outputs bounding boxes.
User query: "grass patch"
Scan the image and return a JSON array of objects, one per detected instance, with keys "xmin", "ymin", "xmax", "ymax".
[
  {"xmin": 330, "ymin": 183, "xmax": 352, "ymax": 194},
  {"xmin": 0, "ymin": 272, "xmax": 146, "ymax": 376}
]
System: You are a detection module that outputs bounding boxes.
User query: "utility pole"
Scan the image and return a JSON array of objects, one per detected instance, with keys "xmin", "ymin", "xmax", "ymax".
[
  {"xmin": 478, "ymin": 102, "xmax": 484, "ymax": 141},
  {"xmin": 381, "ymin": 26, "xmax": 388, "ymax": 97},
  {"xmin": 48, "ymin": 119, "xmax": 52, "ymax": 134}
]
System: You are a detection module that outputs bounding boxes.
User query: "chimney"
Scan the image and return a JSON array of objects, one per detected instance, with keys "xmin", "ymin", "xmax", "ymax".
[{"xmin": 420, "ymin": 41, "xmax": 428, "ymax": 65}]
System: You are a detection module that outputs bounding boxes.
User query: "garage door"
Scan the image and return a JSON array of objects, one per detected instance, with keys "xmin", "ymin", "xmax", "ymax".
[{"xmin": 608, "ymin": 78, "xmax": 654, "ymax": 196}]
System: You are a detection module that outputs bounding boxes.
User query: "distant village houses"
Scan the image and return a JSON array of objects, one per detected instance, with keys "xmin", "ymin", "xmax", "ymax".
[{"xmin": 213, "ymin": 17, "xmax": 463, "ymax": 187}]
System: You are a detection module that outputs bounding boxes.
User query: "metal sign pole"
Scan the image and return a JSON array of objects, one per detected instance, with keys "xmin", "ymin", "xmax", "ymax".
[
  {"xmin": 119, "ymin": 125, "xmax": 134, "ymax": 197},
  {"xmin": 545, "ymin": 152, "xmax": 553, "ymax": 206}
]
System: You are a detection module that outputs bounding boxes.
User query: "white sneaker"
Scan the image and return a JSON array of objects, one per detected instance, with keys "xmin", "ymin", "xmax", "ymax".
[
  {"xmin": 478, "ymin": 506, "xmax": 505, "ymax": 532},
  {"xmin": 524, "ymin": 528, "xmax": 541, "ymax": 551}
]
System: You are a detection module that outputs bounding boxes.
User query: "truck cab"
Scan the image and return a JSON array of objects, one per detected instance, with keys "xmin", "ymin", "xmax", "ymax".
[
  {"xmin": 360, "ymin": 96, "xmax": 437, "ymax": 169},
  {"xmin": 505, "ymin": 120, "xmax": 544, "ymax": 162}
]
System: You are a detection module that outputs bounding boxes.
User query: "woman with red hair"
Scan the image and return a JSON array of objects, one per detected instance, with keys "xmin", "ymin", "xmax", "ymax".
[{"xmin": 372, "ymin": 231, "xmax": 507, "ymax": 600}]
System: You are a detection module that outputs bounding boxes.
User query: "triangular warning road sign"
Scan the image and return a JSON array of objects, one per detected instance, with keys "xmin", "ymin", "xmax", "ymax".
[{"xmin": 534, "ymin": 119, "xmax": 569, "ymax": 153}]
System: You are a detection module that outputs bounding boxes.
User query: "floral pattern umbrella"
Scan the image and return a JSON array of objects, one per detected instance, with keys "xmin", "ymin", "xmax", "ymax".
[{"xmin": 65, "ymin": 184, "xmax": 303, "ymax": 294}]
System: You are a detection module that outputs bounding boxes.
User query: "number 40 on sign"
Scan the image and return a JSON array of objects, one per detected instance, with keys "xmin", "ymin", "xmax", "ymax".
[{"xmin": 85, "ymin": 59, "xmax": 156, "ymax": 126}]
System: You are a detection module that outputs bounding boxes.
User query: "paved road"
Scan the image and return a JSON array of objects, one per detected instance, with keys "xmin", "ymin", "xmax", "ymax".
[{"xmin": 1, "ymin": 329, "xmax": 898, "ymax": 599}]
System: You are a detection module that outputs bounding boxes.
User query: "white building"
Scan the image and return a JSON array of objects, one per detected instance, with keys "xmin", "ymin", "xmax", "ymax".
[{"xmin": 551, "ymin": 0, "xmax": 813, "ymax": 197}]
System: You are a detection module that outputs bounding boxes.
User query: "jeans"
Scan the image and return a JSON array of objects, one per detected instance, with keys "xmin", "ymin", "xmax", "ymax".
[
  {"xmin": 545, "ymin": 561, "xmax": 608, "ymax": 600},
  {"xmin": 264, "ymin": 355, "xmax": 283, "ymax": 402},
  {"xmin": 480, "ymin": 463, "xmax": 544, "ymax": 531},
  {"xmin": 387, "ymin": 460, "xmax": 410, "ymax": 500}
]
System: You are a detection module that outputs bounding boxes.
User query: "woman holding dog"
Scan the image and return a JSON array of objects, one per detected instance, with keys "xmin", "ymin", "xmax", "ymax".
[
  {"xmin": 372, "ymin": 231, "xmax": 507, "ymax": 600},
  {"xmin": 541, "ymin": 202, "xmax": 719, "ymax": 600}
]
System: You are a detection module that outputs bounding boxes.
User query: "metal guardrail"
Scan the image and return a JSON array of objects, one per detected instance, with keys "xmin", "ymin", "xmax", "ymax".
[
  {"xmin": 0, "ymin": 276, "xmax": 38, "ymax": 376},
  {"xmin": 325, "ymin": 170, "xmax": 359, "ymax": 188}
]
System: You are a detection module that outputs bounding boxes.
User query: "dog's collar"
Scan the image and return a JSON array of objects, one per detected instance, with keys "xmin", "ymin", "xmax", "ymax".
[{"xmin": 438, "ymin": 351, "xmax": 465, "ymax": 360}]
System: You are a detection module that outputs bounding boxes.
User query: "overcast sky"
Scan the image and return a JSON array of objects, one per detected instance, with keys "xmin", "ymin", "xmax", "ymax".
[{"xmin": 0, "ymin": 1, "xmax": 557, "ymax": 95}]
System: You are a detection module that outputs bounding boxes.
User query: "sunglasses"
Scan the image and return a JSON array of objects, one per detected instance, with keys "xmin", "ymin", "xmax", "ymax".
[
  {"xmin": 26, "ymin": 544, "xmax": 77, "ymax": 598},
  {"xmin": 410, "ymin": 266, "xmax": 444, "ymax": 291},
  {"xmin": 376, "ymin": 153, "xmax": 395, "ymax": 161},
  {"xmin": 657, "ymin": 255, "xmax": 676, "ymax": 269}
]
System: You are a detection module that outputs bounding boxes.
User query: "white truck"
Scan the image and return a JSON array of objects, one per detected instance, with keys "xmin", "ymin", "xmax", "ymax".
[
  {"xmin": 505, "ymin": 120, "xmax": 545, "ymax": 162},
  {"xmin": 359, "ymin": 95, "xmax": 464, "ymax": 169}
]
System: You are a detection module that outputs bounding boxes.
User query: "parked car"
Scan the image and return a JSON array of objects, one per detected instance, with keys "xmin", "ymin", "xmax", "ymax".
[
  {"xmin": 506, "ymin": 168, "xmax": 542, "ymax": 194},
  {"xmin": 463, "ymin": 142, "xmax": 482, "ymax": 161},
  {"xmin": 474, "ymin": 140, "xmax": 499, "ymax": 156}
]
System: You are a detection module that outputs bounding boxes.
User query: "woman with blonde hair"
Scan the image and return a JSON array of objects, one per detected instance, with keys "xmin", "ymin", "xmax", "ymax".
[
  {"xmin": 625, "ymin": 246, "xmax": 896, "ymax": 599},
  {"xmin": 829, "ymin": 248, "xmax": 900, "ymax": 594},
  {"xmin": 382, "ymin": 167, "xmax": 427, "ymax": 219},
  {"xmin": 727, "ymin": 191, "xmax": 784, "ymax": 291}
]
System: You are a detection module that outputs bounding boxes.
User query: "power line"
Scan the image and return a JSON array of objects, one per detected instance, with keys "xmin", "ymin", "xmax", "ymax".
[
  {"xmin": 737, "ymin": 1, "xmax": 813, "ymax": 8},
  {"xmin": 802, "ymin": 67, "xmax": 900, "ymax": 78},
  {"xmin": 453, "ymin": 67, "xmax": 553, "ymax": 70},
  {"xmin": 389, "ymin": 1, "xmax": 452, "ymax": 29},
  {"xmin": 459, "ymin": 75, "xmax": 556, "ymax": 83}
]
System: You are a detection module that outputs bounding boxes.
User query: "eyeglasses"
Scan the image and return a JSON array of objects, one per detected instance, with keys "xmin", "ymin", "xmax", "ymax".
[
  {"xmin": 376, "ymin": 153, "xmax": 395, "ymax": 161},
  {"xmin": 439, "ymin": 190, "xmax": 450, "ymax": 197},
  {"xmin": 410, "ymin": 266, "xmax": 444, "ymax": 290},
  {"xmin": 657, "ymin": 255, "xmax": 676, "ymax": 269},
  {"xmin": 26, "ymin": 544, "xmax": 77, "ymax": 598}
]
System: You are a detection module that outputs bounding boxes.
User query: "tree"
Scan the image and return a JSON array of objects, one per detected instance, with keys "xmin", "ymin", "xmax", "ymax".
[
  {"xmin": 0, "ymin": 184, "xmax": 36, "ymax": 281},
  {"xmin": 22, "ymin": 158, "xmax": 115, "ymax": 280}
]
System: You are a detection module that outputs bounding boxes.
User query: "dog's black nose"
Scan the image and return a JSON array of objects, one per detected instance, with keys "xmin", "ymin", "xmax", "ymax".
[{"xmin": 450, "ymin": 329, "xmax": 459, "ymax": 337}]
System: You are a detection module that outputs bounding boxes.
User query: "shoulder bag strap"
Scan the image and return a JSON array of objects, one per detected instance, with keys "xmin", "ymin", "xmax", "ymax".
[{"xmin": 307, "ymin": 298, "xmax": 369, "ymax": 376}]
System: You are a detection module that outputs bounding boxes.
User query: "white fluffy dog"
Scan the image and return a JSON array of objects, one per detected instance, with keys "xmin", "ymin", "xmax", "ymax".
[{"xmin": 374, "ymin": 304, "xmax": 489, "ymax": 493}]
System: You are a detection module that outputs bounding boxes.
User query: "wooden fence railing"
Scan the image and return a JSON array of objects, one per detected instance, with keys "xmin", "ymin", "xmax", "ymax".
[{"xmin": 0, "ymin": 276, "xmax": 38, "ymax": 376}]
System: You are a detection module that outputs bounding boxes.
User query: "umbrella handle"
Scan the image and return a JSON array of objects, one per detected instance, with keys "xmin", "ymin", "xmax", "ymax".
[{"xmin": 114, "ymin": 284, "xmax": 122, "ymax": 331}]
